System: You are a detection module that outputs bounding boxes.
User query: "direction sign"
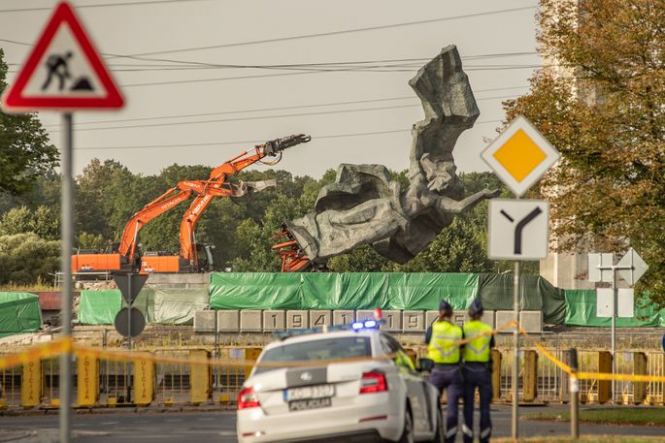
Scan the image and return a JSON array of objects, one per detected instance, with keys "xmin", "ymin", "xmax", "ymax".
[
  {"xmin": 597, "ymin": 288, "xmax": 634, "ymax": 318},
  {"xmin": 1, "ymin": 1, "xmax": 124, "ymax": 112},
  {"xmin": 617, "ymin": 247, "xmax": 649, "ymax": 286},
  {"xmin": 588, "ymin": 253, "xmax": 615, "ymax": 283},
  {"xmin": 113, "ymin": 273, "xmax": 148, "ymax": 304},
  {"xmin": 488, "ymin": 199, "xmax": 549, "ymax": 260},
  {"xmin": 114, "ymin": 307, "xmax": 146, "ymax": 338},
  {"xmin": 481, "ymin": 115, "xmax": 560, "ymax": 197}
]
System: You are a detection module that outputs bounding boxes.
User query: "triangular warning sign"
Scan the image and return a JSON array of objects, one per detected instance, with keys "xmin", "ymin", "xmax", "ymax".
[{"xmin": 1, "ymin": 1, "xmax": 124, "ymax": 112}]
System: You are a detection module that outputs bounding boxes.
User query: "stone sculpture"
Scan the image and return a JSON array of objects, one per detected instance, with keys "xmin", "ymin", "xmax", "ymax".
[{"xmin": 277, "ymin": 45, "xmax": 499, "ymax": 270}]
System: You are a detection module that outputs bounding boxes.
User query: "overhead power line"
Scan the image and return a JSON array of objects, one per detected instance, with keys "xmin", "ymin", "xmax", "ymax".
[
  {"xmin": 119, "ymin": 64, "xmax": 545, "ymax": 88},
  {"xmin": 43, "ymin": 88, "xmax": 525, "ymax": 129},
  {"xmin": 117, "ymin": 6, "xmax": 537, "ymax": 58},
  {"xmin": 6, "ymin": 52, "xmax": 540, "ymax": 72},
  {"xmin": 48, "ymin": 94, "xmax": 518, "ymax": 133},
  {"xmin": 73, "ymin": 121, "xmax": 502, "ymax": 151},
  {"xmin": 0, "ymin": 0, "xmax": 210, "ymax": 13}
]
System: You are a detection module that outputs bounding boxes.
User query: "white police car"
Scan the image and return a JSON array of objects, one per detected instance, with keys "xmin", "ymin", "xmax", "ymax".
[{"xmin": 236, "ymin": 320, "xmax": 443, "ymax": 443}]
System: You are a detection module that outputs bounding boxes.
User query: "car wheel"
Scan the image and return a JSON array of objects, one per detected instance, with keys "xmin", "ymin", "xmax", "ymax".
[
  {"xmin": 428, "ymin": 406, "xmax": 444, "ymax": 443},
  {"xmin": 396, "ymin": 408, "xmax": 415, "ymax": 443}
]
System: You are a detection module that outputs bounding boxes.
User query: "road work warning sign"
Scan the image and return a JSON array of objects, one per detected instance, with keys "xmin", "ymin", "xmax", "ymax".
[{"xmin": 1, "ymin": 1, "xmax": 124, "ymax": 112}]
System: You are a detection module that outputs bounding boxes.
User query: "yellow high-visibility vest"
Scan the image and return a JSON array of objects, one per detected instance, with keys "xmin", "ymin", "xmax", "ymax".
[
  {"xmin": 427, "ymin": 321, "xmax": 463, "ymax": 364},
  {"xmin": 462, "ymin": 320, "xmax": 493, "ymax": 363}
]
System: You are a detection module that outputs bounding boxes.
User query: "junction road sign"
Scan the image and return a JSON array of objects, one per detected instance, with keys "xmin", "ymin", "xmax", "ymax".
[
  {"xmin": 481, "ymin": 115, "xmax": 560, "ymax": 197},
  {"xmin": 1, "ymin": 1, "xmax": 124, "ymax": 112},
  {"xmin": 114, "ymin": 307, "xmax": 146, "ymax": 338},
  {"xmin": 488, "ymin": 199, "xmax": 549, "ymax": 260},
  {"xmin": 617, "ymin": 247, "xmax": 649, "ymax": 286},
  {"xmin": 113, "ymin": 273, "xmax": 148, "ymax": 304}
]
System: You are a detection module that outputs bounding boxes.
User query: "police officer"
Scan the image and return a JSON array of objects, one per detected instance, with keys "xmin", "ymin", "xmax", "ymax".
[
  {"xmin": 461, "ymin": 299, "xmax": 494, "ymax": 443},
  {"xmin": 426, "ymin": 300, "xmax": 464, "ymax": 443}
]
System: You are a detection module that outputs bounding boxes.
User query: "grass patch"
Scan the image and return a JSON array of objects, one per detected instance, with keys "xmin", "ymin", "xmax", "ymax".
[
  {"xmin": 525, "ymin": 409, "xmax": 665, "ymax": 426},
  {"xmin": 0, "ymin": 282, "xmax": 55, "ymax": 292},
  {"xmin": 495, "ymin": 437, "xmax": 665, "ymax": 443}
]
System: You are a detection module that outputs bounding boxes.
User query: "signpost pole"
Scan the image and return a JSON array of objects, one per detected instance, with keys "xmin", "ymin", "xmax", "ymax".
[
  {"xmin": 127, "ymin": 274, "xmax": 132, "ymax": 403},
  {"xmin": 512, "ymin": 260, "xmax": 520, "ymax": 439},
  {"xmin": 611, "ymin": 266, "xmax": 617, "ymax": 403},
  {"xmin": 59, "ymin": 112, "xmax": 74, "ymax": 443},
  {"xmin": 570, "ymin": 348, "xmax": 580, "ymax": 438}
]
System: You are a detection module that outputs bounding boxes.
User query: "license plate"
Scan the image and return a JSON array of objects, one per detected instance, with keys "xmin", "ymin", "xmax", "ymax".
[
  {"xmin": 284, "ymin": 384, "xmax": 335, "ymax": 401},
  {"xmin": 288, "ymin": 397, "xmax": 332, "ymax": 412}
]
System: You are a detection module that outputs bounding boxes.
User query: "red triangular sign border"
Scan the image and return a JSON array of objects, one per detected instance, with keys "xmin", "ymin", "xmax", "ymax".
[{"xmin": 2, "ymin": 1, "xmax": 124, "ymax": 112}]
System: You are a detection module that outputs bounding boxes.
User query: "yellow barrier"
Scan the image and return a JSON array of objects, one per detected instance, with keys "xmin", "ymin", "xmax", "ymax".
[
  {"xmin": 491, "ymin": 349, "xmax": 501, "ymax": 402},
  {"xmin": 134, "ymin": 353, "xmax": 155, "ymax": 406},
  {"xmin": 21, "ymin": 360, "xmax": 42, "ymax": 408},
  {"xmin": 77, "ymin": 353, "xmax": 99, "ymax": 407},
  {"xmin": 633, "ymin": 352, "xmax": 647, "ymax": 405},
  {"xmin": 3, "ymin": 321, "xmax": 665, "ymax": 410},
  {"xmin": 190, "ymin": 350, "xmax": 211, "ymax": 405},
  {"xmin": 523, "ymin": 350, "xmax": 538, "ymax": 402},
  {"xmin": 244, "ymin": 348, "xmax": 262, "ymax": 378}
]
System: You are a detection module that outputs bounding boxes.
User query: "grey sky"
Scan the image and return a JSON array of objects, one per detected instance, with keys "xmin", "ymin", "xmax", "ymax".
[{"xmin": 1, "ymin": 0, "xmax": 540, "ymax": 179}]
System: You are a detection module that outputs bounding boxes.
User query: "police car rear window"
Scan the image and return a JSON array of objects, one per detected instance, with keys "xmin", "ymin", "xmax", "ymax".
[{"xmin": 255, "ymin": 337, "xmax": 371, "ymax": 374}]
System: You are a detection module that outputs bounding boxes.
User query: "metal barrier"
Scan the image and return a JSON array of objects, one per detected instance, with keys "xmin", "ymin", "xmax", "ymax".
[
  {"xmin": 3, "ymin": 342, "xmax": 665, "ymax": 409},
  {"xmin": 646, "ymin": 351, "xmax": 664, "ymax": 405},
  {"xmin": 1, "ymin": 364, "xmax": 21, "ymax": 408}
]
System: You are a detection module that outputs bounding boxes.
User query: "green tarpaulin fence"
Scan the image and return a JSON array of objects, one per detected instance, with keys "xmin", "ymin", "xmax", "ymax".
[
  {"xmin": 209, "ymin": 272, "xmax": 567, "ymax": 324},
  {"xmin": 0, "ymin": 292, "xmax": 42, "ymax": 338},
  {"xmin": 78, "ymin": 288, "xmax": 208, "ymax": 325},
  {"xmin": 76, "ymin": 274, "xmax": 665, "ymax": 328},
  {"xmin": 564, "ymin": 289, "xmax": 665, "ymax": 327}
]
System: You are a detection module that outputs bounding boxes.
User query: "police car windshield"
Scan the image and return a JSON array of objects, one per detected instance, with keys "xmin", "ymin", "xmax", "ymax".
[{"xmin": 254, "ymin": 336, "xmax": 371, "ymax": 374}]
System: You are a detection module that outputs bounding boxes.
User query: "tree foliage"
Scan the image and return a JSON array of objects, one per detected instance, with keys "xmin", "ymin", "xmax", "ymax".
[
  {"xmin": 504, "ymin": 0, "xmax": 665, "ymax": 304},
  {"xmin": 0, "ymin": 154, "xmax": 509, "ymax": 283},
  {"xmin": 0, "ymin": 233, "xmax": 60, "ymax": 285},
  {"xmin": 0, "ymin": 50, "xmax": 58, "ymax": 196}
]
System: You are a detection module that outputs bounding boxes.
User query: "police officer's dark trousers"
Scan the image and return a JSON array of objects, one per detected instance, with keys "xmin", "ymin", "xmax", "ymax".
[
  {"xmin": 430, "ymin": 364, "xmax": 463, "ymax": 443},
  {"xmin": 462, "ymin": 363, "xmax": 493, "ymax": 443}
]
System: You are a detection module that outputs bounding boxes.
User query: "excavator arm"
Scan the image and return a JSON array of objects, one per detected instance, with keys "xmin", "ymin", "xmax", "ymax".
[
  {"xmin": 179, "ymin": 134, "xmax": 311, "ymax": 263},
  {"xmin": 117, "ymin": 134, "xmax": 311, "ymax": 268}
]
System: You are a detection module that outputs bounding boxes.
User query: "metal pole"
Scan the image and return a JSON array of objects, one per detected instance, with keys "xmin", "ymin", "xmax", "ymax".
[
  {"xmin": 127, "ymin": 274, "xmax": 132, "ymax": 403},
  {"xmin": 59, "ymin": 113, "xmax": 74, "ymax": 443},
  {"xmin": 512, "ymin": 260, "xmax": 521, "ymax": 439},
  {"xmin": 611, "ymin": 266, "xmax": 617, "ymax": 403},
  {"xmin": 570, "ymin": 348, "xmax": 579, "ymax": 439}
]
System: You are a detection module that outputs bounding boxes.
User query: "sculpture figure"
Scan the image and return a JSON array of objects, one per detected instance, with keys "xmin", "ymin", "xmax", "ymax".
[{"xmin": 275, "ymin": 45, "xmax": 499, "ymax": 271}]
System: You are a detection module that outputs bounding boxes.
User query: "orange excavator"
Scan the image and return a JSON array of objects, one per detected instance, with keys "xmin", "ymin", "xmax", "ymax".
[{"xmin": 71, "ymin": 134, "xmax": 311, "ymax": 274}]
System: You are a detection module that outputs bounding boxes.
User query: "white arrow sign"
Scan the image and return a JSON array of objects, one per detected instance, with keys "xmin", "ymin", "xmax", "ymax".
[{"xmin": 488, "ymin": 199, "xmax": 549, "ymax": 260}]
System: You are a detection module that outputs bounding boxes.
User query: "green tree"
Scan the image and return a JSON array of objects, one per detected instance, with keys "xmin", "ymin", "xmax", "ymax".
[
  {"xmin": 75, "ymin": 159, "xmax": 130, "ymax": 239},
  {"xmin": 504, "ymin": 0, "xmax": 665, "ymax": 303},
  {"xmin": 29, "ymin": 206, "xmax": 59, "ymax": 240},
  {"xmin": 0, "ymin": 206, "xmax": 32, "ymax": 236},
  {"xmin": 0, "ymin": 50, "xmax": 58, "ymax": 196},
  {"xmin": 0, "ymin": 233, "xmax": 60, "ymax": 284}
]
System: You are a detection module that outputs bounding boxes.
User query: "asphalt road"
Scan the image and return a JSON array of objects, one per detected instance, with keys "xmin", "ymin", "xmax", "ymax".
[{"xmin": 1, "ymin": 405, "xmax": 664, "ymax": 443}]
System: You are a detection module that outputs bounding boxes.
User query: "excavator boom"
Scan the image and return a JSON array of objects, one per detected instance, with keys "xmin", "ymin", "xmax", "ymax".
[{"xmin": 71, "ymin": 134, "xmax": 311, "ymax": 274}]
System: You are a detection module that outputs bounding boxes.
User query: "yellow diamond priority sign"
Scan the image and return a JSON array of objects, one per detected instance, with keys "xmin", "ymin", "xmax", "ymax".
[{"xmin": 481, "ymin": 115, "xmax": 560, "ymax": 197}]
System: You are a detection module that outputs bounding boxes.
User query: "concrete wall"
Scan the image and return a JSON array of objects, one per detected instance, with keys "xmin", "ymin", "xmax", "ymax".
[{"xmin": 192, "ymin": 309, "xmax": 541, "ymax": 334}]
